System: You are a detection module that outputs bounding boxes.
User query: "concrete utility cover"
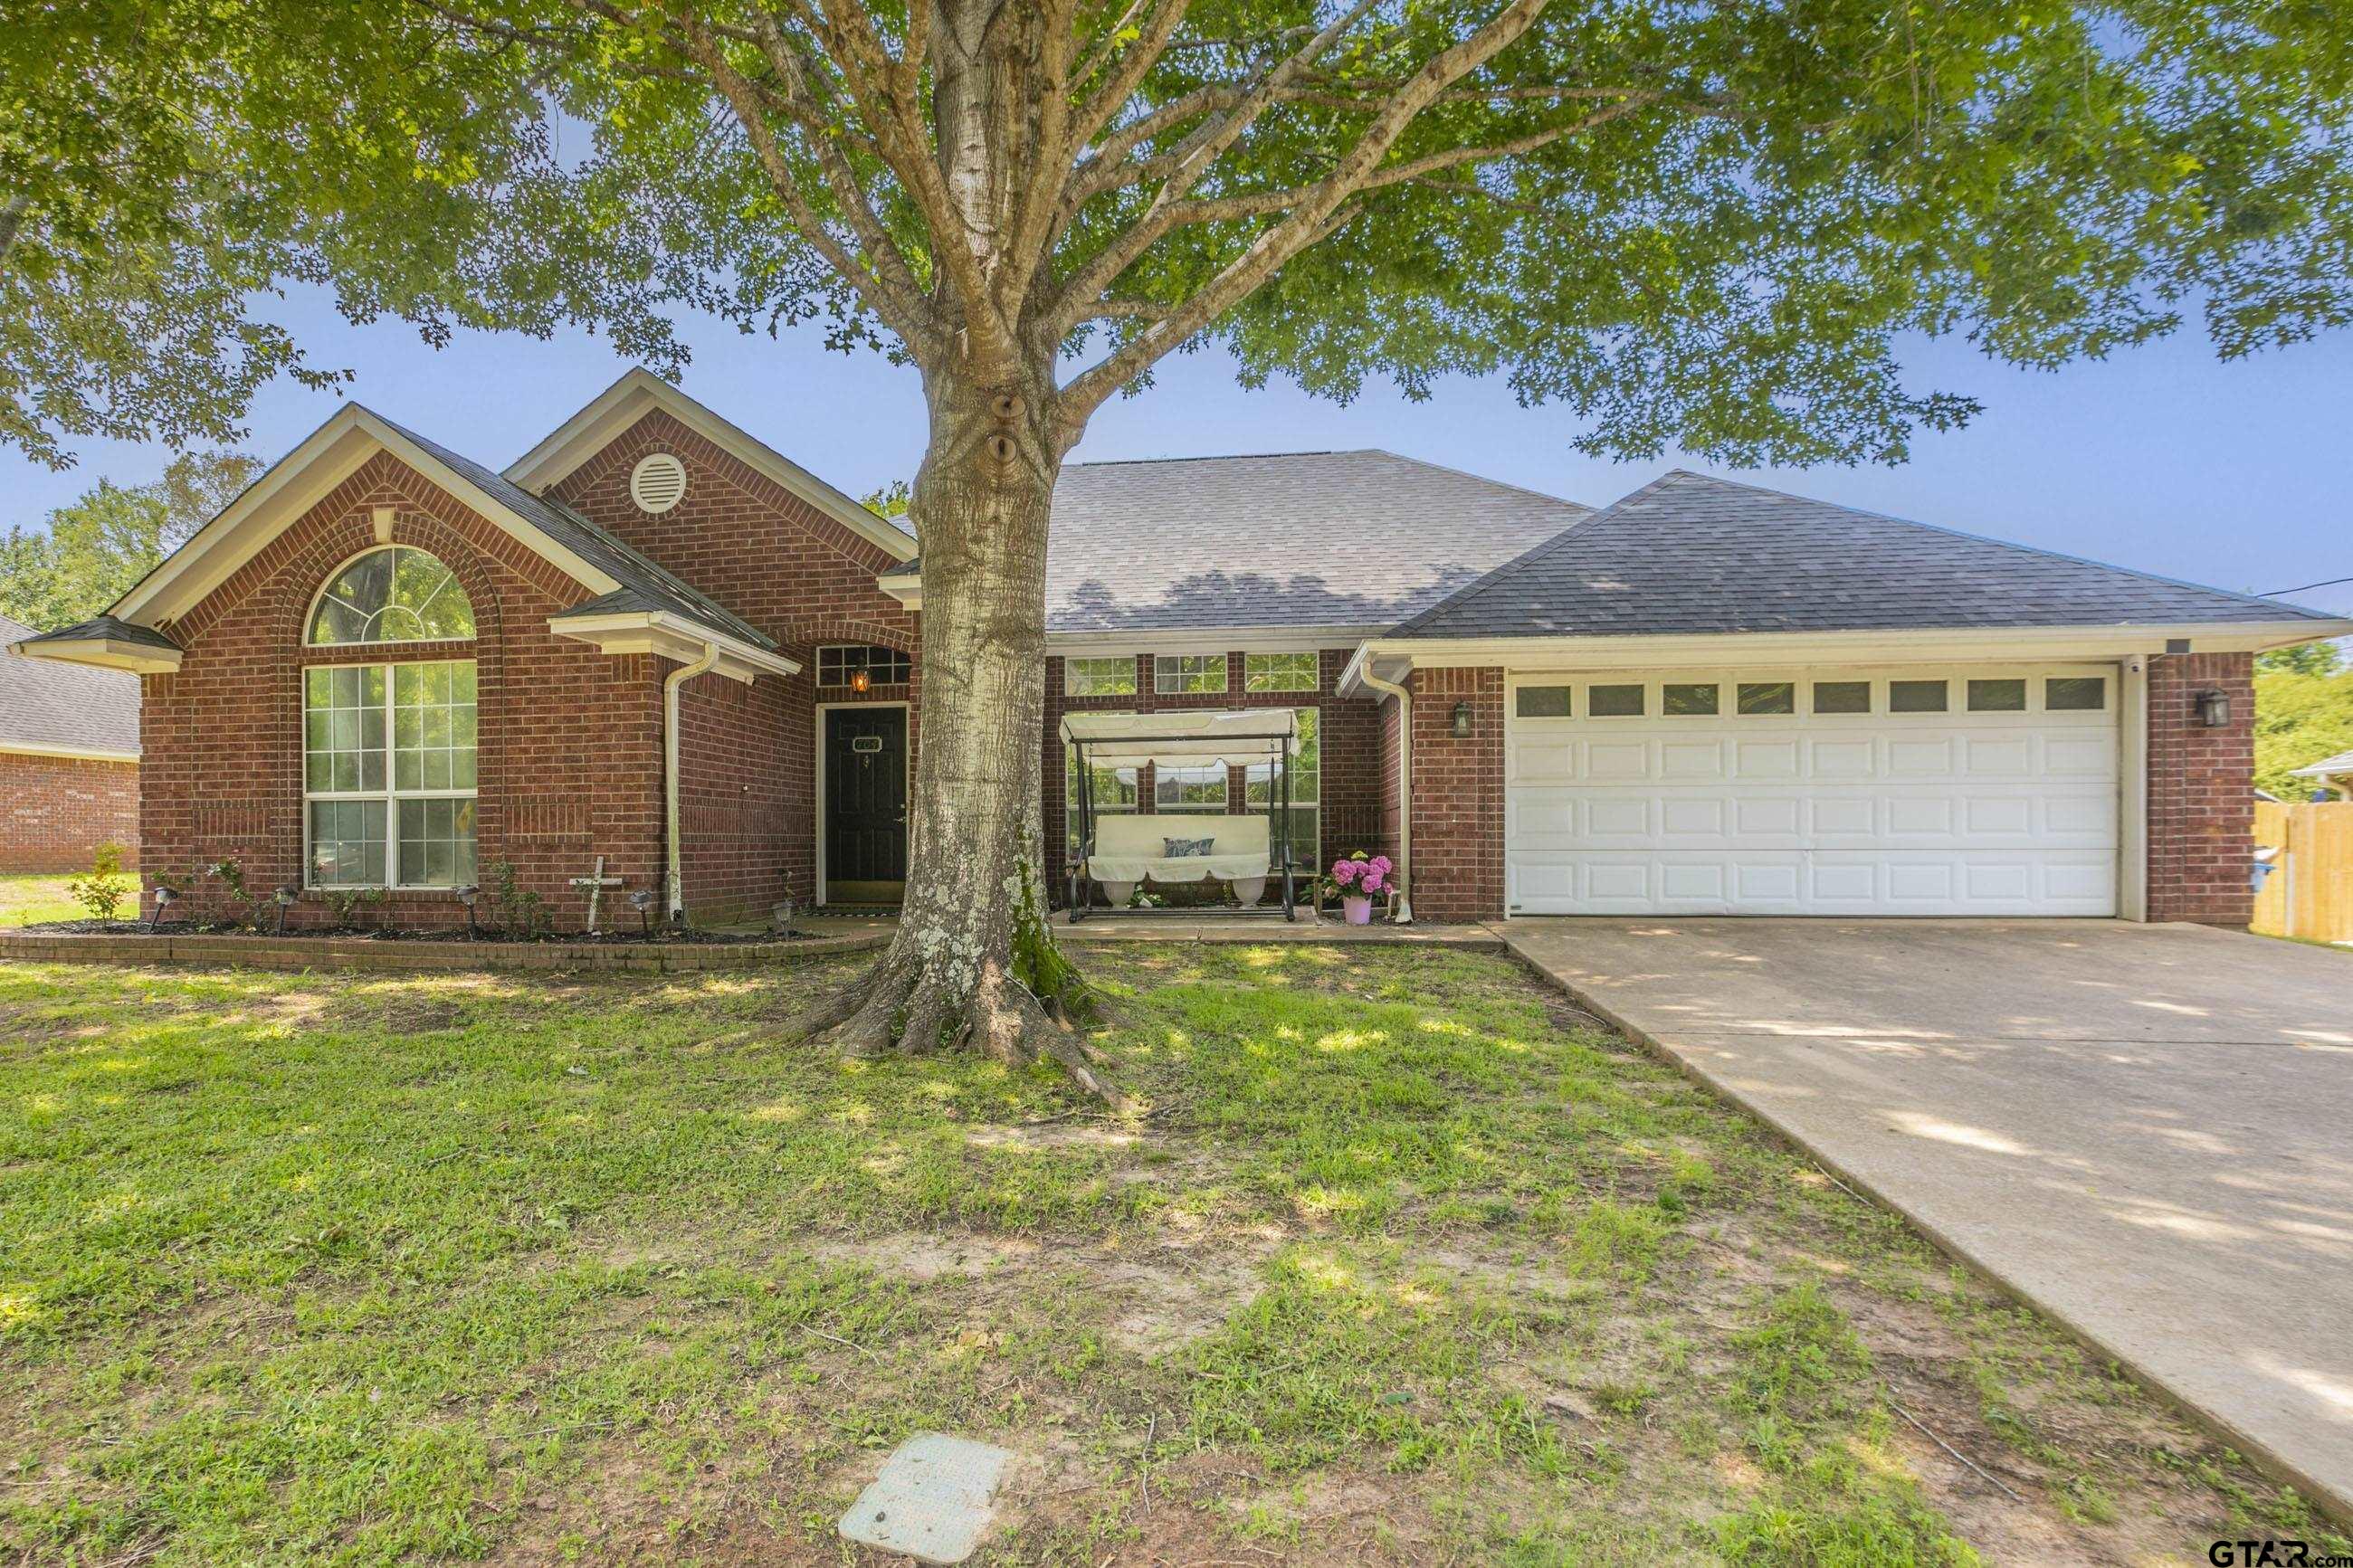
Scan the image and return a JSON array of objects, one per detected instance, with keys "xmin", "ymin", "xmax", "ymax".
[{"xmin": 837, "ymin": 1433, "xmax": 1015, "ymax": 1564}]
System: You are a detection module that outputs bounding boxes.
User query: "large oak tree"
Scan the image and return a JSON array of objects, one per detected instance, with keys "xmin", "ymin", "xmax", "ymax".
[{"xmin": 8, "ymin": 0, "xmax": 2349, "ymax": 1091}]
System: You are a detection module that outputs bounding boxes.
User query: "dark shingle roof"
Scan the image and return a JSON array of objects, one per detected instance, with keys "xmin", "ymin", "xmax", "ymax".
[
  {"xmin": 1, "ymin": 615, "xmax": 142, "ymax": 755},
  {"xmin": 1043, "ymin": 451, "xmax": 1592, "ymax": 632},
  {"xmin": 1396, "ymin": 470, "xmax": 2342, "ymax": 640},
  {"xmin": 385, "ymin": 416, "xmax": 776, "ymax": 651}
]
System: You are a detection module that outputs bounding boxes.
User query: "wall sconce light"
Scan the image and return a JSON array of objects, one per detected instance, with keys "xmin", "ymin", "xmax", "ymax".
[
  {"xmin": 2195, "ymin": 689, "xmax": 2231, "ymax": 728},
  {"xmin": 1452, "ymin": 700, "xmax": 1472, "ymax": 737},
  {"xmin": 850, "ymin": 668, "xmax": 872, "ymax": 693}
]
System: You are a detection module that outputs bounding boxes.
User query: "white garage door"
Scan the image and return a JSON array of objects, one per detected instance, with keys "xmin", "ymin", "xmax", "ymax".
[{"xmin": 1506, "ymin": 667, "xmax": 2119, "ymax": 916}]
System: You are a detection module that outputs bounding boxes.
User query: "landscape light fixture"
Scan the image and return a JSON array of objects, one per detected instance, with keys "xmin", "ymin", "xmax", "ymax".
[
  {"xmin": 456, "ymin": 884, "xmax": 480, "ymax": 937},
  {"xmin": 273, "ymin": 884, "xmax": 299, "ymax": 935},
  {"xmin": 630, "ymin": 886, "xmax": 659, "ymax": 938},
  {"xmin": 1452, "ymin": 700, "xmax": 1472, "ymax": 737},
  {"xmin": 150, "ymin": 885, "xmax": 177, "ymax": 934},
  {"xmin": 2195, "ymin": 689, "xmax": 2231, "ymax": 728}
]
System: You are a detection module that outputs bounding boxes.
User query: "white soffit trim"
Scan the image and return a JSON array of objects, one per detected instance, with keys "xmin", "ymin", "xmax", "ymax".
[
  {"xmin": 505, "ymin": 369, "xmax": 919, "ymax": 565},
  {"xmin": 1361, "ymin": 619, "xmax": 2353, "ymax": 670},
  {"xmin": 113, "ymin": 404, "xmax": 624, "ymax": 626},
  {"xmin": 12, "ymin": 637, "xmax": 182, "ymax": 676},
  {"xmin": 546, "ymin": 609, "xmax": 804, "ymax": 685},
  {"xmin": 0, "ymin": 739, "xmax": 141, "ymax": 764},
  {"xmin": 876, "ymin": 568, "xmax": 922, "ymax": 610}
]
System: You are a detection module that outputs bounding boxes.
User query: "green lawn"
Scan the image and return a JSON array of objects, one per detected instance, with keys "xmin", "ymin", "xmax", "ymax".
[
  {"xmin": 0, "ymin": 875, "xmax": 80, "ymax": 927},
  {"xmin": 0, "ymin": 946, "xmax": 2335, "ymax": 1564}
]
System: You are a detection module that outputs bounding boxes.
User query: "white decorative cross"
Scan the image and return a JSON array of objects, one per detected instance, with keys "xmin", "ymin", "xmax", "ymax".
[{"xmin": 568, "ymin": 855, "xmax": 624, "ymax": 933}]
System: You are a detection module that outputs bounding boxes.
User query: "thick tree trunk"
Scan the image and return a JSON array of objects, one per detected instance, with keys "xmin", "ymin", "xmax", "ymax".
[{"xmin": 808, "ymin": 356, "xmax": 1113, "ymax": 1099}]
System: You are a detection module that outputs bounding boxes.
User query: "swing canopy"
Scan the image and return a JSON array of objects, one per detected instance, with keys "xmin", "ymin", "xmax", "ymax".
[{"xmin": 1056, "ymin": 707, "xmax": 1294, "ymax": 767}]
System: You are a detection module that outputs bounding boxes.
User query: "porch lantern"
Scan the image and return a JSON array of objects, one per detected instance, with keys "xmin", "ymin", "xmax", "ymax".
[
  {"xmin": 1452, "ymin": 700, "xmax": 1472, "ymax": 737},
  {"xmin": 2195, "ymin": 689, "xmax": 2231, "ymax": 728},
  {"xmin": 850, "ymin": 667, "xmax": 872, "ymax": 693}
]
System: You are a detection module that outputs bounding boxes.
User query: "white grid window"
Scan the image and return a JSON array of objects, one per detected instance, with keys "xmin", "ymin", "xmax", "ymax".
[
  {"xmin": 1154, "ymin": 653, "xmax": 1227, "ymax": 695},
  {"xmin": 1243, "ymin": 651, "xmax": 1317, "ymax": 693},
  {"xmin": 1155, "ymin": 764, "xmax": 1227, "ymax": 812},
  {"xmin": 1245, "ymin": 707, "xmax": 1319, "ymax": 865},
  {"xmin": 816, "ymin": 644, "xmax": 911, "ymax": 687},
  {"xmin": 304, "ymin": 660, "xmax": 478, "ymax": 889},
  {"xmin": 1064, "ymin": 656, "xmax": 1138, "ymax": 697}
]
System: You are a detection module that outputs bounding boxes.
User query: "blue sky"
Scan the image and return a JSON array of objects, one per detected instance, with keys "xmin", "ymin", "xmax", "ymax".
[{"xmin": 8, "ymin": 283, "xmax": 2350, "ymax": 621}]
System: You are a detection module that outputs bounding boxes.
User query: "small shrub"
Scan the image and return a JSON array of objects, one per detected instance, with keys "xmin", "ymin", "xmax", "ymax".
[
  {"xmin": 322, "ymin": 884, "xmax": 384, "ymax": 928},
  {"xmin": 486, "ymin": 860, "xmax": 549, "ymax": 938},
  {"xmin": 66, "ymin": 843, "xmax": 133, "ymax": 922},
  {"xmin": 207, "ymin": 858, "xmax": 263, "ymax": 929}
]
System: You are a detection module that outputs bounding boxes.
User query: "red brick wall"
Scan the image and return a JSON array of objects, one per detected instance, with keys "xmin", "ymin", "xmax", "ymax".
[
  {"xmin": 1405, "ymin": 668, "xmax": 1504, "ymax": 923},
  {"xmin": 548, "ymin": 411, "xmax": 919, "ymax": 914},
  {"xmin": 1044, "ymin": 648, "xmax": 1387, "ymax": 906},
  {"xmin": 0, "ymin": 753, "xmax": 139, "ymax": 873},
  {"xmin": 139, "ymin": 451, "xmax": 669, "ymax": 930},
  {"xmin": 2146, "ymin": 651, "xmax": 2255, "ymax": 927}
]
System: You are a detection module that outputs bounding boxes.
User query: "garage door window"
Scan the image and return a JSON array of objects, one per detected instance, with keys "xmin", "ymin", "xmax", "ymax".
[
  {"xmin": 1516, "ymin": 685, "xmax": 1572, "ymax": 717},
  {"xmin": 1813, "ymin": 680, "xmax": 1871, "ymax": 714},
  {"xmin": 1967, "ymin": 679, "xmax": 2027, "ymax": 712},
  {"xmin": 1663, "ymin": 683, "xmax": 1719, "ymax": 716},
  {"xmin": 2047, "ymin": 677, "xmax": 2106, "ymax": 710},
  {"xmin": 1588, "ymin": 683, "xmax": 1644, "ymax": 717},
  {"xmin": 1890, "ymin": 679, "xmax": 1948, "ymax": 713},
  {"xmin": 1737, "ymin": 681, "xmax": 1796, "ymax": 715}
]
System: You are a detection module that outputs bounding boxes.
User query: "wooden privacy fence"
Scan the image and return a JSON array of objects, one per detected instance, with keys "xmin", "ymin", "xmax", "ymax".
[{"xmin": 2253, "ymin": 800, "xmax": 2353, "ymax": 944}]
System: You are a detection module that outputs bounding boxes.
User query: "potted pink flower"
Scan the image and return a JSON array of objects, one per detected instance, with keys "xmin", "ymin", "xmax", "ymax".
[{"xmin": 1320, "ymin": 851, "xmax": 1393, "ymax": 925}]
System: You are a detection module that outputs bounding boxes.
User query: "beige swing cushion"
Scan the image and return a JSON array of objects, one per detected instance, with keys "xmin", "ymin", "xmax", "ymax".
[{"xmin": 1086, "ymin": 813, "xmax": 1271, "ymax": 888}]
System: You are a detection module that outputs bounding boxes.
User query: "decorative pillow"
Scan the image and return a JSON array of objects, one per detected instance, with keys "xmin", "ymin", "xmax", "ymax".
[{"xmin": 1162, "ymin": 837, "xmax": 1215, "ymax": 858}]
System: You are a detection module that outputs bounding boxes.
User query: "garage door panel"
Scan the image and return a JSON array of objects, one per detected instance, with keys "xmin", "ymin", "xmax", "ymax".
[{"xmin": 1506, "ymin": 667, "xmax": 2119, "ymax": 917}]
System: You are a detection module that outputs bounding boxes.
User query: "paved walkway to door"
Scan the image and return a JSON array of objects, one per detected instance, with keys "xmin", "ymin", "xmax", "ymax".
[{"xmin": 1500, "ymin": 917, "xmax": 2353, "ymax": 1522}]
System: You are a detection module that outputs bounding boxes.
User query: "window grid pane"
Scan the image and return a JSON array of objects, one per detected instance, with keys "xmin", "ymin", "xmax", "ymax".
[
  {"xmin": 1155, "ymin": 764, "xmax": 1227, "ymax": 811},
  {"xmin": 1737, "ymin": 682, "xmax": 1796, "ymax": 715},
  {"xmin": 1064, "ymin": 656, "xmax": 1138, "ymax": 697},
  {"xmin": 1967, "ymin": 679, "xmax": 2027, "ymax": 712},
  {"xmin": 393, "ymin": 661, "xmax": 479, "ymax": 793},
  {"xmin": 1153, "ymin": 654, "xmax": 1227, "ymax": 695},
  {"xmin": 1663, "ymin": 683, "xmax": 1720, "ymax": 717},
  {"xmin": 1588, "ymin": 683, "xmax": 1644, "ymax": 717},
  {"xmin": 1890, "ymin": 679, "xmax": 1948, "ymax": 713},
  {"xmin": 816, "ymin": 643, "xmax": 912, "ymax": 687},
  {"xmin": 308, "ymin": 547, "xmax": 474, "ymax": 646},
  {"xmin": 1243, "ymin": 708, "xmax": 1318, "ymax": 865},
  {"xmin": 1813, "ymin": 680, "xmax": 1872, "ymax": 714},
  {"xmin": 1243, "ymin": 651, "xmax": 1317, "ymax": 693},
  {"xmin": 2046, "ymin": 677, "xmax": 2106, "ymax": 711},
  {"xmin": 304, "ymin": 660, "xmax": 478, "ymax": 889},
  {"xmin": 309, "ymin": 800, "xmax": 387, "ymax": 887},
  {"xmin": 1515, "ymin": 686, "xmax": 1571, "ymax": 718}
]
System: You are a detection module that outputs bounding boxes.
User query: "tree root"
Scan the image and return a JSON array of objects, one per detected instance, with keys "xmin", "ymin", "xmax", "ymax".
[{"xmin": 804, "ymin": 950, "xmax": 1126, "ymax": 1107}]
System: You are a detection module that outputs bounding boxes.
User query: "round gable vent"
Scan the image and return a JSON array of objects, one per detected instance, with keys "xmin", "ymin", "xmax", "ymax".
[{"xmin": 629, "ymin": 452, "xmax": 688, "ymax": 515}]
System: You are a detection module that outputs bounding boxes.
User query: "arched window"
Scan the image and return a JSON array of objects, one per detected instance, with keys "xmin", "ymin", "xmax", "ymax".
[{"xmin": 307, "ymin": 546, "xmax": 475, "ymax": 645}]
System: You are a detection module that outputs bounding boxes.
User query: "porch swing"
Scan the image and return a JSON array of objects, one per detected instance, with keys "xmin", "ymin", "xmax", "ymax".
[{"xmin": 1060, "ymin": 708, "xmax": 1300, "ymax": 922}]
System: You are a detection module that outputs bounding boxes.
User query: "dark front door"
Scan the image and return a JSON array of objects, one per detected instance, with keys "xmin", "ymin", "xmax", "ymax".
[{"xmin": 824, "ymin": 707, "xmax": 907, "ymax": 904}]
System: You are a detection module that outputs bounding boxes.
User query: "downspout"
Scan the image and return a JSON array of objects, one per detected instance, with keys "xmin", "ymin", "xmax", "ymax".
[
  {"xmin": 1356, "ymin": 664, "xmax": 1415, "ymax": 925},
  {"xmin": 662, "ymin": 641, "xmax": 721, "ymax": 923}
]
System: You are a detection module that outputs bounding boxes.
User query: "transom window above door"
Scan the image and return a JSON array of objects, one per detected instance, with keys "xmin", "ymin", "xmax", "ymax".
[
  {"xmin": 816, "ymin": 644, "xmax": 912, "ymax": 689},
  {"xmin": 308, "ymin": 546, "xmax": 474, "ymax": 645}
]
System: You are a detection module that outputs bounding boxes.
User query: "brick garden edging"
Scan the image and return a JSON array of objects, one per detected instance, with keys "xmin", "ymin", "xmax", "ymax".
[{"xmin": 0, "ymin": 928, "xmax": 889, "ymax": 974}]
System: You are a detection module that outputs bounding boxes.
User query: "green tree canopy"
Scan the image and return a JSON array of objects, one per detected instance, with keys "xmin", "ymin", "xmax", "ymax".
[
  {"xmin": 0, "ymin": 451, "xmax": 261, "ymax": 630},
  {"xmin": 2257, "ymin": 640, "xmax": 2353, "ymax": 797}
]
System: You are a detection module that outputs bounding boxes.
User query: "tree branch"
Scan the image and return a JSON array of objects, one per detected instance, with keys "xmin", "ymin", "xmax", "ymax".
[{"xmin": 1057, "ymin": 0, "xmax": 1558, "ymax": 425}]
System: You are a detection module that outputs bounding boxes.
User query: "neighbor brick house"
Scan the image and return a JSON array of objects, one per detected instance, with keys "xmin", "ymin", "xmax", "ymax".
[
  {"xmin": 0, "ymin": 614, "xmax": 139, "ymax": 873},
  {"xmin": 19, "ymin": 371, "xmax": 2346, "ymax": 929}
]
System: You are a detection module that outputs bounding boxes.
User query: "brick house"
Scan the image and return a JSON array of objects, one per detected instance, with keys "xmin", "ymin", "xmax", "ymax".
[
  {"xmin": 0, "ymin": 614, "xmax": 139, "ymax": 873},
  {"xmin": 18, "ymin": 372, "xmax": 2346, "ymax": 928}
]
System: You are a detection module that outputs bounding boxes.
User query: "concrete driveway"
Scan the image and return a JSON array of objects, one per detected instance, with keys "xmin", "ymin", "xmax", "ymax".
[{"xmin": 1500, "ymin": 917, "xmax": 2353, "ymax": 1520}]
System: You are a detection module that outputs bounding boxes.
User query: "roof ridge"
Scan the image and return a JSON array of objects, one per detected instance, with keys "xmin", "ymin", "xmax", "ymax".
[
  {"xmin": 1062, "ymin": 450, "xmax": 1340, "ymax": 468},
  {"xmin": 1647, "ymin": 469, "xmax": 2340, "ymax": 623},
  {"xmin": 1387, "ymin": 470, "xmax": 1681, "ymax": 635}
]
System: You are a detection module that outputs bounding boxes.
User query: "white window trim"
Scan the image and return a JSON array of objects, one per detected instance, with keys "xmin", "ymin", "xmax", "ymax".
[
  {"xmin": 1154, "ymin": 652, "xmax": 1228, "ymax": 695},
  {"xmin": 303, "ymin": 545, "xmax": 477, "ymax": 649},
  {"xmin": 302, "ymin": 658, "xmax": 480, "ymax": 892},
  {"xmin": 1064, "ymin": 655, "xmax": 1140, "ymax": 698},
  {"xmin": 1244, "ymin": 704, "xmax": 1319, "ymax": 865},
  {"xmin": 1243, "ymin": 651, "xmax": 1319, "ymax": 694},
  {"xmin": 815, "ymin": 642, "xmax": 912, "ymax": 688}
]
